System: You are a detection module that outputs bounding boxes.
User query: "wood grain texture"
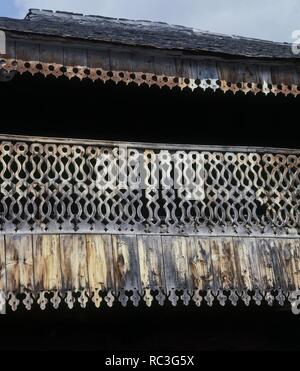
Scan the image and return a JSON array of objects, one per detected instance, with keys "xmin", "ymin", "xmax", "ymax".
[
  {"xmin": 110, "ymin": 50, "xmax": 134, "ymax": 72},
  {"xmin": 217, "ymin": 238, "xmax": 238, "ymax": 290},
  {"xmin": 5, "ymin": 39, "xmax": 16, "ymax": 60},
  {"xmin": 64, "ymin": 47, "xmax": 87, "ymax": 67},
  {"xmin": 87, "ymin": 48, "xmax": 110, "ymax": 70},
  {"xmin": 232, "ymin": 238, "xmax": 250, "ymax": 290},
  {"xmin": 16, "ymin": 40, "xmax": 39, "ymax": 62},
  {"xmin": 210, "ymin": 238, "xmax": 222, "ymax": 291},
  {"xmin": 39, "ymin": 43, "xmax": 64, "ymax": 64},
  {"xmin": 0, "ymin": 236, "xmax": 5, "ymax": 291},
  {"xmin": 232, "ymin": 238, "xmax": 260, "ymax": 290},
  {"xmin": 162, "ymin": 236, "xmax": 191, "ymax": 291},
  {"xmin": 5, "ymin": 235, "xmax": 33, "ymax": 293},
  {"xmin": 137, "ymin": 235, "xmax": 165, "ymax": 290},
  {"xmin": 268, "ymin": 239, "xmax": 288, "ymax": 291},
  {"xmin": 187, "ymin": 237, "xmax": 213, "ymax": 290},
  {"xmin": 0, "ymin": 233, "xmax": 299, "ymax": 304},
  {"xmin": 181, "ymin": 59, "xmax": 219, "ymax": 81},
  {"xmin": 283, "ymin": 238, "xmax": 300, "ymax": 290},
  {"xmin": 86, "ymin": 234, "xmax": 114, "ymax": 292},
  {"xmin": 112, "ymin": 235, "xmax": 141, "ymax": 292},
  {"xmin": 277, "ymin": 239, "xmax": 297, "ymax": 291},
  {"xmin": 256, "ymin": 239, "xmax": 276, "ymax": 290},
  {"xmin": 244, "ymin": 238, "xmax": 263, "ymax": 291},
  {"xmin": 60, "ymin": 235, "xmax": 88, "ymax": 292},
  {"xmin": 32, "ymin": 235, "xmax": 62, "ymax": 292},
  {"xmin": 292, "ymin": 239, "xmax": 300, "ymax": 290}
]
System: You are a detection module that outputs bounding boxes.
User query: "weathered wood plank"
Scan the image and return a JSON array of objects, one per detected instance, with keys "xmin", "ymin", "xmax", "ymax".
[
  {"xmin": 256, "ymin": 64, "xmax": 273, "ymax": 85},
  {"xmin": 39, "ymin": 43, "xmax": 64, "ymax": 64},
  {"xmin": 217, "ymin": 62, "xmax": 259, "ymax": 84},
  {"xmin": 32, "ymin": 235, "xmax": 62, "ymax": 292},
  {"xmin": 5, "ymin": 39, "xmax": 16, "ymax": 59},
  {"xmin": 187, "ymin": 237, "xmax": 213, "ymax": 290},
  {"xmin": 290, "ymin": 238, "xmax": 300, "ymax": 290},
  {"xmin": 87, "ymin": 48, "xmax": 110, "ymax": 70},
  {"xmin": 210, "ymin": 238, "xmax": 222, "ymax": 291},
  {"xmin": 130, "ymin": 53, "xmax": 155, "ymax": 74},
  {"xmin": 234, "ymin": 63, "xmax": 259, "ymax": 83},
  {"xmin": 233, "ymin": 238, "xmax": 262, "ymax": 290},
  {"xmin": 64, "ymin": 47, "xmax": 87, "ymax": 66},
  {"xmin": 162, "ymin": 236, "xmax": 191, "ymax": 291},
  {"xmin": 153, "ymin": 55, "xmax": 177, "ymax": 76},
  {"xmin": 60, "ymin": 235, "xmax": 88, "ymax": 292},
  {"xmin": 0, "ymin": 236, "xmax": 5, "ymax": 292},
  {"xmin": 232, "ymin": 238, "xmax": 252, "ymax": 290},
  {"xmin": 5, "ymin": 235, "xmax": 33, "ymax": 293},
  {"xmin": 256, "ymin": 239, "xmax": 276, "ymax": 290},
  {"xmin": 137, "ymin": 235, "xmax": 165, "ymax": 290},
  {"xmin": 210, "ymin": 237, "xmax": 239, "ymax": 291},
  {"xmin": 110, "ymin": 50, "xmax": 134, "ymax": 72},
  {"xmin": 86, "ymin": 234, "xmax": 114, "ymax": 292},
  {"xmin": 218, "ymin": 238, "xmax": 238, "ymax": 290},
  {"xmin": 16, "ymin": 40, "xmax": 40, "ymax": 61},
  {"xmin": 270, "ymin": 64, "xmax": 298, "ymax": 86},
  {"xmin": 268, "ymin": 239, "xmax": 288, "ymax": 291},
  {"xmin": 181, "ymin": 59, "xmax": 218, "ymax": 80},
  {"xmin": 276, "ymin": 239, "xmax": 297, "ymax": 291},
  {"xmin": 137, "ymin": 235, "xmax": 164, "ymax": 306},
  {"xmin": 111, "ymin": 235, "xmax": 141, "ymax": 292}
]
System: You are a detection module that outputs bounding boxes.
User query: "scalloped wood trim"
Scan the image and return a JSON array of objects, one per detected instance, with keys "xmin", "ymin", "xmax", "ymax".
[
  {"xmin": 1, "ymin": 289, "xmax": 299, "ymax": 314},
  {"xmin": 1, "ymin": 234, "xmax": 300, "ymax": 315},
  {"xmin": 1, "ymin": 58, "xmax": 300, "ymax": 97}
]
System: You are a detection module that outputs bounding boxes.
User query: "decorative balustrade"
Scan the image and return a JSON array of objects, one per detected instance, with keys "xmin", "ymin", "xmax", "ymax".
[{"xmin": 0, "ymin": 135, "xmax": 299, "ymax": 237}]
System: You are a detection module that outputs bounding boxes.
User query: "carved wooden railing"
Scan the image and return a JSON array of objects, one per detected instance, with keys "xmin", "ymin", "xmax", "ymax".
[
  {"xmin": 0, "ymin": 135, "xmax": 299, "ymax": 237},
  {"xmin": 1, "ymin": 135, "xmax": 300, "ymax": 313}
]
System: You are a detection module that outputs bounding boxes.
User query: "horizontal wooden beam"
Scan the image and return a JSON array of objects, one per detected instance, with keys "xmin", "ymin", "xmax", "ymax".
[{"xmin": 0, "ymin": 134, "xmax": 299, "ymax": 154}]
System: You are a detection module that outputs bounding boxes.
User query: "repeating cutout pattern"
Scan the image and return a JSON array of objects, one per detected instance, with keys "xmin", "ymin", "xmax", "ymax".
[
  {"xmin": 1, "ymin": 58, "xmax": 300, "ymax": 96},
  {"xmin": 0, "ymin": 234, "xmax": 300, "ymax": 313},
  {"xmin": 0, "ymin": 138, "xmax": 300, "ymax": 236}
]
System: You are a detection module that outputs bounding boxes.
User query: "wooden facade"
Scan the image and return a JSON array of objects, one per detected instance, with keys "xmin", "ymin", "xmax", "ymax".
[
  {"xmin": 0, "ymin": 10, "xmax": 300, "ymax": 315},
  {"xmin": 0, "ymin": 9, "xmax": 300, "ymax": 96},
  {"xmin": 1, "ymin": 233, "xmax": 300, "ymax": 311}
]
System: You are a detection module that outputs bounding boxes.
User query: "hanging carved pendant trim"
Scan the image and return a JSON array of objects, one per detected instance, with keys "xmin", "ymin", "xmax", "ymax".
[
  {"xmin": 0, "ymin": 233, "xmax": 300, "ymax": 314},
  {"xmin": 1, "ymin": 289, "xmax": 298, "ymax": 313},
  {"xmin": 0, "ymin": 58, "xmax": 299, "ymax": 97}
]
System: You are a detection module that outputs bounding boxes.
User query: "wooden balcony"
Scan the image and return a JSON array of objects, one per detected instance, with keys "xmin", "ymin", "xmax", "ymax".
[{"xmin": 0, "ymin": 134, "xmax": 300, "ymax": 313}]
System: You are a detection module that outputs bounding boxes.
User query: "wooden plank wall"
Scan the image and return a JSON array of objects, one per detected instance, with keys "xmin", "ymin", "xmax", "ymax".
[
  {"xmin": 5, "ymin": 38, "xmax": 300, "ymax": 87},
  {"xmin": 0, "ymin": 234, "xmax": 299, "ymax": 308}
]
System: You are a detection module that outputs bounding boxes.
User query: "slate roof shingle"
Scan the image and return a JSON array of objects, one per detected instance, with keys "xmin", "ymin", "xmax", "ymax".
[{"xmin": 0, "ymin": 9, "xmax": 297, "ymax": 59}]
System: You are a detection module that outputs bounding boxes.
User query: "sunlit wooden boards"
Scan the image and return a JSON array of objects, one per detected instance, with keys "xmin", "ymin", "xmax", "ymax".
[
  {"xmin": 60, "ymin": 235, "xmax": 88, "ymax": 293},
  {"xmin": 0, "ymin": 234, "xmax": 300, "ymax": 310},
  {"xmin": 187, "ymin": 237, "xmax": 213, "ymax": 291},
  {"xmin": 110, "ymin": 235, "xmax": 140, "ymax": 306},
  {"xmin": 6, "ymin": 235, "xmax": 34, "ymax": 294},
  {"xmin": 232, "ymin": 238, "xmax": 260, "ymax": 291},
  {"xmin": 0, "ymin": 236, "xmax": 5, "ymax": 312},
  {"xmin": 162, "ymin": 236, "xmax": 192, "ymax": 305},
  {"xmin": 0, "ymin": 236, "xmax": 5, "ymax": 293},
  {"xmin": 86, "ymin": 235, "xmax": 114, "ymax": 307},
  {"xmin": 137, "ymin": 235, "xmax": 165, "ymax": 306},
  {"xmin": 32, "ymin": 235, "xmax": 61, "ymax": 293}
]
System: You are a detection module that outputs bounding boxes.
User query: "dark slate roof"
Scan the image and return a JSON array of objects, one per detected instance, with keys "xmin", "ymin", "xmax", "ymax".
[{"xmin": 0, "ymin": 8, "xmax": 297, "ymax": 59}]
